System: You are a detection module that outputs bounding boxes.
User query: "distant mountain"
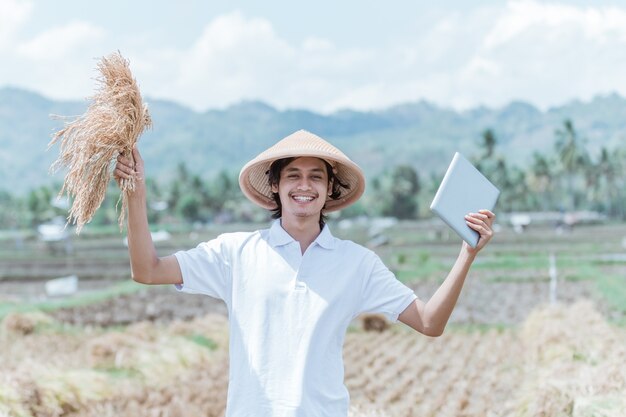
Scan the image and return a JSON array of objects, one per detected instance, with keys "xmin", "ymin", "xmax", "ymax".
[{"xmin": 1, "ymin": 86, "xmax": 625, "ymax": 194}]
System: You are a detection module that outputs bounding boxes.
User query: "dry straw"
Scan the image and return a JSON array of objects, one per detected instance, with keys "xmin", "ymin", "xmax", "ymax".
[{"xmin": 49, "ymin": 51, "xmax": 151, "ymax": 233}]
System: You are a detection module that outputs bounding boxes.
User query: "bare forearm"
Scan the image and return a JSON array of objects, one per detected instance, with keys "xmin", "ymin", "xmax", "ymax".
[
  {"xmin": 126, "ymin": 192, "xmax": 159, "ymax": 282},
  {"xmin": 400, "ymin": 211, "xmax": 495, "ymax": 336},
  {"xmin": 115, "ymin": 149, "xmax": 182, "ymax": 285},
  {"xmin": 422, "ymin": 248, "xmax": 475, "ymax": 334}
]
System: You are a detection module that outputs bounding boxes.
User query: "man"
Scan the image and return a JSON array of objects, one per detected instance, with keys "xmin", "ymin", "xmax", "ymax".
[{"xmin": 114, "ymin": 129, "xmax": 495, "ymax": 417}]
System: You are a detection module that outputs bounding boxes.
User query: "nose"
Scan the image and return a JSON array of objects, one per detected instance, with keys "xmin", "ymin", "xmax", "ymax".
[{"xmin": 296, "ymin": 177, "xmax": 312, "ymax": 190}]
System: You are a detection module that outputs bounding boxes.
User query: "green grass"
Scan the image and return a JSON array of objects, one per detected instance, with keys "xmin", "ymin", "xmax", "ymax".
[
  {"xmin": 394, "ymin": 262, "xmax": 449, "ymax": 283},
  {"xmin": 596, "ymin": 274, "xmax": 626, "ymax": 315},
  {"xmin": 484, "ymin": 275, "xmax": 549, "ymax": 283},
  {"xmin": 187, "ymin": 334, "xmax": 218, "ymax": 350},
  {"xmin": 471, "ymin": 254, "xmax": 547, "ymax": 270},
  {"xmin": 0, "ymin": 280, "xmax": 143, "ymax": 319},
  {"xmin": 96, "ymin": 367, "xmax": 142, "ymax": 379},
  {"xmin": 561, "ymin": 264, "xmax": 603, "ymax": 282},
  {"xmin": 387, "ymin": 249, "xmax": 450, "ymax": 283},
  {"xmin": 473, "ymin": 254, "xmax": 612, "ymax": 275}
]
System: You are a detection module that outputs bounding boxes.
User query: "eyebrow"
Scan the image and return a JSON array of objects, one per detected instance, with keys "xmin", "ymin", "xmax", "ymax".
[{"xmin": 284, "ymin": 167, "xmax": 325, "ymax": 173}]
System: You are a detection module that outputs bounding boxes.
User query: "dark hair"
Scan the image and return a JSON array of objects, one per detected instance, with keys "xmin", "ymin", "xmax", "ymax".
[{"xmin": 266, "ymin": 157, "xmax": 350, "ymax": 228}]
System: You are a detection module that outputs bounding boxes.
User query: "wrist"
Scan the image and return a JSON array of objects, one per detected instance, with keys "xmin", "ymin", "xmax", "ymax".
[
  {"xmin": 460, "ymin": 244, "xmax": 478, "ymax": 262},
  {"xmin": 126, "ymin": 187, "xmax": 147, "ymax": 205}
]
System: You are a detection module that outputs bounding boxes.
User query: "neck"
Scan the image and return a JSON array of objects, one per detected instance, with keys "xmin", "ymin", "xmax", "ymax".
[{"xmin": 280, "ymin": 215, "xmax": 322, "ymax": 254}]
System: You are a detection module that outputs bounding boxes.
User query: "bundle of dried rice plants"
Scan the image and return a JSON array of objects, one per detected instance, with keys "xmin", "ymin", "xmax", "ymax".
[
  {"xmin": 0, "ymin": 377, "xmax": 29, "ymax": 417},
  {"xmin": 513, "ymin": 301, "xmax": 626, "ymax": 417},
  {"xmin": 1, "ymin": 310, "xmax": 54, "ymax": 336},
  {"xmin": 86, "ymin": 326, "xmax": 217, "ymax": 382},
  {"xmin": 7, "ymin": 367, "xmax": 120, "ymax": 417},
  {"xmin": 169, "ymin": 313, "xmax": 230, "ymax": 347},
  {"xmin": 49, "ymin": 51, "xmax": 151, "ymax": 234}
]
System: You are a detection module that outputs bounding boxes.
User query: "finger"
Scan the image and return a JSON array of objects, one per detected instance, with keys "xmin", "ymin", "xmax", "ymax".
[
  {"xmin": 469, "ymin": 212, "xmax": 495, "ymax": 228},
  {"xmin": 466, "ymin": 221, "xmax": 484, "ymax": 232},
  {"xmin": 465, "ymin": 215, "xmax": 491, "ymax": 231},
  {"xmin": 117, "ymin": 152, "xmax": 133, "ymax": 163},
  {"xmin": 116, "ymin": 162, "xmax": 134, "ymax": 176},
  {"xmin": 114, "ymin": 167, "xmax": 132, "ymax": 180},
  {"xmin": 132, "ymin": 147, "xmax": 143, "ymax": 165},
  {"xmin": 466, "ymin": 220, "xmax": 493, "ymax": 237},
  {"xmin": 116, "ymin": 155, "xmax": 134, "ymax": 170},
  {"xmin": 478, "ymin": 209, "xmax": 495, "ymax": 219},
  {"xmin": 465, "ymin": 214, "xmax": 488, "ymax": 224},
  {"xmin": 469, "ymin": 212, "xmax": 489, "ymax": 221}
]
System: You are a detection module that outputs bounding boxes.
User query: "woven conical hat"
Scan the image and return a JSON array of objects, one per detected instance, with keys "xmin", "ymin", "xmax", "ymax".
[{"xmin": 239, "ymin": 130, "xmax": 365, "ymax": 212}]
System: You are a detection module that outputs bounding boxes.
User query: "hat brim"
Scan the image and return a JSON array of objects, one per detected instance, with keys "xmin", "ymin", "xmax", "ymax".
[{"xmin": 238, "ymin": 130, "xmax": 365, "ymax": 212}]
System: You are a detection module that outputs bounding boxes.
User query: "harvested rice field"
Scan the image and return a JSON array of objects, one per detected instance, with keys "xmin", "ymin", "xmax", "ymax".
[
  {"xmin": 1, "ymin": 220, "xmax": 626, "ymax": 416},
  {"xmin": 1, "ymin": 302, "xmax": 625, "ymax": 417}
]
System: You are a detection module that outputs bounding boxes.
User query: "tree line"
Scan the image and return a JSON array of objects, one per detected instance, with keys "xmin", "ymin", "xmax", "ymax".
[{"xmin": 2, "ymin": 119, "xmax": 625, "ymax": 230}]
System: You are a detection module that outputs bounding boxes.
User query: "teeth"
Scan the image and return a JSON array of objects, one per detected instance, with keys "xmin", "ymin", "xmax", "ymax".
[{"xmin": 293, "ymin": 196, "xmax": 314, "ymax": 202}]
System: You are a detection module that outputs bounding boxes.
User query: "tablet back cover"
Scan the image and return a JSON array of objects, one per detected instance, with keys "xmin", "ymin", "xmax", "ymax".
[{"xmin": 430, "ymin": 153, "xmax": 500, "ymax": 248}]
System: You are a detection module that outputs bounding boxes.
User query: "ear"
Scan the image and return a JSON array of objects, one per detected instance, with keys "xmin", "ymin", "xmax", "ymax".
[
  {"xmin": 271, "ymin": 183, "xmax": 278, "ymax": 193},
  {"xmin": 327, "ymin": 178, "xmax": 334, "ymax": 196}
]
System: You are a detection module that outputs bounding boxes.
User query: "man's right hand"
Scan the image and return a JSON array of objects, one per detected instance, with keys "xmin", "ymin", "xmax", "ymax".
[
  {"xmin": 114, "ymin": 147, "xmax": 146, "ymax": 195},
  {"xmin": 113, "ymin": 146, "xmax": 183, "ymax": 285}
]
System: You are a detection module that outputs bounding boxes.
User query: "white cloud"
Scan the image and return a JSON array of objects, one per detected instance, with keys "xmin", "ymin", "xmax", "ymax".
[
  {"xmin": 453, "ymin": 0, "xmax": 626, "ymax": 109},
  {"xmin": 0, "ymin": 15, "xmax": 109, "ymax": 103},
  {"xmin": 4, "ymin": 2, "xmax": 626, "ymax": 113},
  {"xmin": 138, "ymin": 3, "xmax": 626, "ymax": 112},
  {"xmin": 0, "ymin": 0, "xmax": 32, "ymax": 49},
  {"xmin": 302, "ymin": 37, "xmax": 333, "ymax": 52},
  {"xmin": 485, "ymin": 1, "xmax": 626, "ymax": 48},
  {"xmin": 150, "ymin": 11, "xmax": 376, "ymax": 112},
  {"xmin": 17, "ymin": 21, "xmax": 105, "ymax": 60},
  {"xmin": 161, "ymin": 12, "xmax": 293, "ymax": 108}
]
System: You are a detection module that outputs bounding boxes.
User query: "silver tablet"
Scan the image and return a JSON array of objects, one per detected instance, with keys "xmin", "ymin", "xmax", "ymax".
[{"xmin": 430, "ymin": 152, "xmax": 500, "ymax": 248}]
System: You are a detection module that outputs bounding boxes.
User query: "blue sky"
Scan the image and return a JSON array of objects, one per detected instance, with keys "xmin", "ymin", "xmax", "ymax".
[{"xmin": 3, "ymin": 0, "xmax": 626, "ymax": 113}]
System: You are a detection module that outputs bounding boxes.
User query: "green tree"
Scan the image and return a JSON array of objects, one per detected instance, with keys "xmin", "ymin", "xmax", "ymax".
[
  {"xmin": 381, "ymin": 165, "xmax": 421, "ymax": 219},
  {"xmin": 26, "ymin": 185, "xmax": 54, "ymax": 226},
  {"xmin": 479, "ymin": 128, "xmax": 497, "ymax": 159},
  {"xmin": 176, "ymin": 161, "xmax": 190, "ymax": 184},
  {"xmin": 145, "ymin": 177, "xmax": 165, "ymax": 224},
  {"xmin": 168, "ymin": 180, "xmax": 182, "ymax": 213},
  {"xmin": 554, "ymin": 119, "xmax": 589, "ymax": 210},
  {"xmin": 0, "ymin": 190, "xmax": 18, "ymax": 228},
  {"xmin": 472, "ymin": 129, "xmax": 516, "ymax": 211},
  {"xmin": 178, "ymin": 194, "xmax": 202, "ymax": 223},
  {"xmin": 208, "ymin": 170, "xmax": 240, "ymax": 213},
  {"xmin": 527, "ymin": 152, "xmax": 555, "ymax": 211},
  {"xmin": 595, "ymin": 147, "xmax": 624, "ymax": 218}
]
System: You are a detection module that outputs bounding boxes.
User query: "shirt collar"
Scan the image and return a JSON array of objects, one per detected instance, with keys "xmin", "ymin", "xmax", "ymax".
[
  {"xmin": 315, "ymin": 223, "xmax": 336, "ymax": 249},
  {"xmin": 269, "ymin": 219, "xmax": 294, "ymax": 247},
  {"xmin": 268, "ymin": 219, "xmax": 336, "ymax": 250}
]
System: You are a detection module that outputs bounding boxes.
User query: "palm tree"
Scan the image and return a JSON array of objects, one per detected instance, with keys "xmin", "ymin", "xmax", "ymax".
[
  {"xmin": 528, "ymin": 152, "xmax": 554, "ymax": 211},
  {"xmin": 480, "ymin": 129, "xmax": 497, "ymax": 159},
  {"xmin": 554, "ymin": 119, "xmax": 588, "ymax": 210},
  {"xmin": 597, "ymin": 147, "xmax": 623, "ymax": 218}
]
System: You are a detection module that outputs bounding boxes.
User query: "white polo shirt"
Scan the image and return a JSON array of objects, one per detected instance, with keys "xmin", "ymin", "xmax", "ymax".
[{"xmin": 174, "ymin": 220, "xmax": 417, "ymax": 417}]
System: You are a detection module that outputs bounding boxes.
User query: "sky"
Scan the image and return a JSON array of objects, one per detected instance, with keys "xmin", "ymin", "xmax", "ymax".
[{"xmin": 2, "ymin": 0, "xmax": 626, "ymax": 113}]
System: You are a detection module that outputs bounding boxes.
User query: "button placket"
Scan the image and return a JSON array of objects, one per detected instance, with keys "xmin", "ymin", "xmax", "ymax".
[
  {"xmin": 294, "ymin": 244, "xmax": 315, "ymax": 292},
  {"xmin": 288, "ymin": 241, "xmax": 306, "ymax": 291}
]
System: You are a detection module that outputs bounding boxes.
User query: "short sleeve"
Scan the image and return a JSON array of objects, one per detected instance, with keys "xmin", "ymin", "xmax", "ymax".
[
  {"xmin": 358, "ymin": 253, "xmax": 417, "ymax": 322},
  {"xmin": 174, "ymin": 234, "xmax": 233, "ymax": 304}
]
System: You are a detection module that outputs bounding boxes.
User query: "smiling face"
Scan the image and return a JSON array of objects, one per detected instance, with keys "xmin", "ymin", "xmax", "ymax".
[{"xmin": 270, "ymin": 157, "xmax": 332, "ymax": 222}]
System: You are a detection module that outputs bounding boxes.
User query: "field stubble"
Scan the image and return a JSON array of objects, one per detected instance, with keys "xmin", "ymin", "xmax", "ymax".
[
  {"xmin": 1, "ymin": 222, "xmax": 626, "ymax": 415},
  {"xmin": 1, "ymin": 302, "xmax": 625, "ymax": 417}
]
